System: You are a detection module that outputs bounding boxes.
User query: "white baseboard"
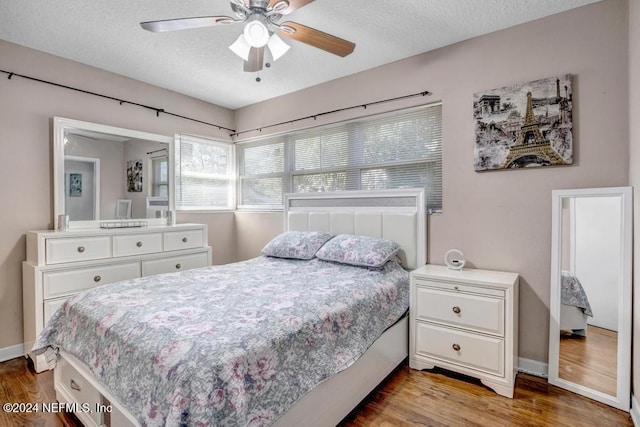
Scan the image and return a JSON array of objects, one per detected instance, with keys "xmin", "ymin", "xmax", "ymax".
[
  {"xmin": 631, "ymin": 393, "xmax": 639, "ymax": 425},
  {"xmin": 517, "ymin": 357, "xmax": 548, "ymax": 378},
  {"xmin": 0, "ymin": 343, "xmax": 24, "ymax": 363}
]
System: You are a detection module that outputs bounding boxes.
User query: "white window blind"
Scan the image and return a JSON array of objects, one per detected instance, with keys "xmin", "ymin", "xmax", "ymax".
[
  {"xmin": 237, "ymin": 102, "xmax": 442, "ymax": 212},
  {"xmin": 237, "ymin": 138, "xmax": 286, "ymax": 209},
  {"xmin": 175, "ymin": 134, "xmax": 234, "ymax": 210}
]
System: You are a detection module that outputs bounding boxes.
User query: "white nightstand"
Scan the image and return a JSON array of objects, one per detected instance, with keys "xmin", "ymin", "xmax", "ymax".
[{"xmin": 409, "ymin": 264, "xmax": 519, "ymax": 398}]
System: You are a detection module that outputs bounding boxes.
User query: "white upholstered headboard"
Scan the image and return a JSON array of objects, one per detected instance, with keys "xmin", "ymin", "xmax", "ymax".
[{"xmin": 284, "ymin": 189, "xmax": 426, "ymax": 270}]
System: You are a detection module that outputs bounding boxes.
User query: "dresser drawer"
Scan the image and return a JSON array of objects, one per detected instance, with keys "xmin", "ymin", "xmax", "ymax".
[
  {"xmin": 142, "ymin": 252, "xmax": 209, "ymax": 276},
  {"xmin": 43, "ymin": 262, "xmax": 140, "ymax": 299},
  {"xmin": 415, "ymin": 286, "xmax": 504, "ymax": 336},
  {"xmin": 415, "ymin": 322, "xmax": 504, "ymax": 376},
  {"xmin": 44, "ymin": 297, "xmax": 67, "ymax": 325},
  {"xmin": 45, "ymin": 237, "xmax": 111, "ymax": 265},
  {"xmin": 164, "ymin": 229, "xmax": 204, "ymax": 251},
  {"xmin": 112, "ymin": 233, "xmax": 163, "ymax": 257}
]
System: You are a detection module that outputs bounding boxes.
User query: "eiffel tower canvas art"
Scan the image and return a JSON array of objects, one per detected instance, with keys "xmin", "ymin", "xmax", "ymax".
[{"xmin": 473, "ymin": 75, "xmax": 573, "ymax": 171}]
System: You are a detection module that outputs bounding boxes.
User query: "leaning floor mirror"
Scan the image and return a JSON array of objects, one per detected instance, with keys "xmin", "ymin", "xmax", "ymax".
[{"xmin": 548, "ymin": 186, "xmax": 632, "ymax": 411}]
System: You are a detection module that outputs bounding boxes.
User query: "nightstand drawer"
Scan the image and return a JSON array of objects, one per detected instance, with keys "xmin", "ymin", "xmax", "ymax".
[
  {"xmin": 112, "ymin": 233, "xmax": 163, "ymax": 257},
  {"xmin": 414, "ymin": 277, "xmax": 504, "ymax": 298},
  {"xmin": 46, "ymin": 237, "xmax": 111, "ymax": 265},
  {"xmin": 415, "ymin": 286, "xmax": 504, "ymax": 336},
  {"xmin": 43, "ymin": 262, "xmax": 140, "ymax": 299},
  {"xmin": 415, "ymin": 321, "xmax": 504, "ymax": 376}
]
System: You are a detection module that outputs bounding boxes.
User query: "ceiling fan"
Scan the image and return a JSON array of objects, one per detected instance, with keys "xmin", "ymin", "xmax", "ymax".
[{"xmin": 140, "ymin": 0, "xmax": 356, "ymax": 74}]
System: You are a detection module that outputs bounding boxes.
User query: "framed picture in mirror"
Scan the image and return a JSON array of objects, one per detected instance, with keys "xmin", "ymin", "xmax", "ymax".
[{"xmin": 69, "ymin": 173, "xmax": 82, "ymax": 197}]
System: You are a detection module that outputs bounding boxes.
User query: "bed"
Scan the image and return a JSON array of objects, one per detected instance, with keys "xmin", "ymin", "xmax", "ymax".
[
  {"xmin": 560, "ymin": 271, "xmax": 593, "ymax": 336},
  {"xmin": 32, "ymin": 188, "xmax": 426, "ymax": 427}
]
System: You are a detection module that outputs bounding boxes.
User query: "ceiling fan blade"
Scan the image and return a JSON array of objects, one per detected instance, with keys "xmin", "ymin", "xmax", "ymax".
[
  {"xmin": 277, "ymin": 21, "xmax": 355, "ymax": 57},
  {"xmin": 140, "ymin": 16, "xmax": 236, "ymax": 32},
  {"xmin": 244, "ymin": 47, "xmax": 264, "ymax": 72},
  {"xmin": 270, "ymin": 0, "xmax": 315, "ymax": 15}
]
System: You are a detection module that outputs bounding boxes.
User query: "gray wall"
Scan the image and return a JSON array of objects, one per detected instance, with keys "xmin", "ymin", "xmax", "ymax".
[
  {"xmin": 0, "ymin": 39, "xmax": 235, "ymax": 350},
  {"xmin": 233, "ymin": 0, "xmax": 630, "ymax": 364}
]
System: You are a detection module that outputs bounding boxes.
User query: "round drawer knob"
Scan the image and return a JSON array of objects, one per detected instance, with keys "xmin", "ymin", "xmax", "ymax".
[
  {"xmin": 182, "ymin": 237, "xmax": 188, "ymax": 243},
  {"xmin": 77, "ymin": 246, "xmax": 85, "ymax": 253},
  {"xmin": 452, "ymin": 306, "xmax": 461, "ymax": 314},
  {"xmin": 136, "ymin": 241, "xmax": 143, "ymax": 247},
  {"xmin": 94, "ymin": 275, "xmax": 101, "ymax": 282},
  {"xmin": 452, "ymin": 343, "xmax": 461, "ymax": 352},
  {"xmin": 175, "ymin": 263, "xmax": 181, "ymax": 269}
]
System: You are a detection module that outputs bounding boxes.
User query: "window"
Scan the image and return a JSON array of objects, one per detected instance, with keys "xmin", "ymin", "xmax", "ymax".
[
  {"xmin": 237, "ymin": 103, "xmax": 442, "ymax": 212},
  {"xmin": 175, "ymin": 134, "xmax": 234, "ymax": 210},
  {"xmin": 237, "ymin": 140, "xmax": 285, "ymax": 209},
  {"xmin": 150, "ymin": 156, "xmax": 169, "ymax": 197}
]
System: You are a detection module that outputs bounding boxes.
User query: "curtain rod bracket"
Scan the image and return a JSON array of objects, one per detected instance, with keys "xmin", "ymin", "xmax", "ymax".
[{"xmin": 8, "ymin": 73, "xmax": 13, "ymax": 79}]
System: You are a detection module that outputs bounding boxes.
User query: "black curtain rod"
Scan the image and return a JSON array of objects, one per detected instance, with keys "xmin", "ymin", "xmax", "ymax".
[
  {"xmin": 230, "ymin": 90, "xmax": 432, "ymax": 138},
  {"xmin": 1, "ymin": 69, "xmax": 236, "ymax": 133},
  {"xmin": 146, "ymin": 148, "xmax": 168, "ymax": 155}
]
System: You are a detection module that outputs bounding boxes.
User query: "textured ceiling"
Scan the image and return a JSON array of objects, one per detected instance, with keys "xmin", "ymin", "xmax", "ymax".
[{"xmin": 0, "ymin": 0, "xmax": 600, "ymax": 109}]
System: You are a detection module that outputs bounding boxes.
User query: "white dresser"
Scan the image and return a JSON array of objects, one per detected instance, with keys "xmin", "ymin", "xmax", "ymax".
[
  {"xmin": 409, "ymin": 264, "xmax": 519, "ymax": 398},
  {"xmin": 23, "ymin": 223, "xmax": 212, "ymax": 372}
]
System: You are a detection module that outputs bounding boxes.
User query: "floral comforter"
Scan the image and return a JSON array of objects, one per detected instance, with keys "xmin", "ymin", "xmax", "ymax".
[
  {"xmin": 33, "ymin": 256, "xmax": 409, "ymax": 426},
  {"xmin": 561, "ymin": 270, "xmax": 593, "ymax": 317}
]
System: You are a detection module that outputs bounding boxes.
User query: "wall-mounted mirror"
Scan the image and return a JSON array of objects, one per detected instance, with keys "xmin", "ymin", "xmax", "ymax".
[
  {"xmin": 548, "ymin": 186, "xmax": 632, "ymax": 411},
  {"xmin": 53, "ymin": 117, "xmax": 174, "ymax": 229}
]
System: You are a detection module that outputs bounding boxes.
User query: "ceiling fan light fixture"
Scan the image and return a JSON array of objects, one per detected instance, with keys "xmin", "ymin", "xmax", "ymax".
[
  {"xmin": 229, "ymin": 34, "xmax": 251, "ymax": 61},
  {"xmin": 243, "ymin": 15, "xmax": 270, "ymax": 47},
  {"xmin": 267, "ymin": 33, "xmax": 290, "ymax": 61}
]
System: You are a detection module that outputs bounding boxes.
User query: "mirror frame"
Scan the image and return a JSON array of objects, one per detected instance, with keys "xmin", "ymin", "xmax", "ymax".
[
  {"xmin": 548, "ymin": 186, "xmax": 632, "ymax": 411},
  {"xmin": 53, "ymin": 117, "xmax": 175, "ymax": 229}
]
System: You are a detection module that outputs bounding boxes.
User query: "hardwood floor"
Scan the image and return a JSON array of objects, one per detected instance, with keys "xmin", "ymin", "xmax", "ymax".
[
  {"xmin": 340, "ymin": 366, "xmax": 633, "ymax": 427},
  {"xmin": 559, "ymin": 325, "xmax": 617, "ymax": 396},
  {"xmin": 0, "ymin": 357, "xmax": 632, "ymax": 426},
  {"xmin": 0, "ymin": 357, "xmax": 79, "ymax": 427}
]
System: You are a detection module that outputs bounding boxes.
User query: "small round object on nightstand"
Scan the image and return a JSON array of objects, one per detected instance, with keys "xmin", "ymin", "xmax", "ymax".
[{"xmin": 444, "ymin": 249, "xmax": 466, "ymax": 270}]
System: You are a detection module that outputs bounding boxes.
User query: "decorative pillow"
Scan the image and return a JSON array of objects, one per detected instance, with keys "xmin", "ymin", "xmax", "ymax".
[
  {"xmin": 261, "ymin": 231, "xmax": 334, "ymax": 260},
  {"xmin": 315, "ymin": 234, "xmax": 401, "ymax": 268}
]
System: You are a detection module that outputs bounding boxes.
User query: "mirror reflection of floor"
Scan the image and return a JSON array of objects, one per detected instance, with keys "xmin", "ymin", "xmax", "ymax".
[{"xmin": 559, "ymin": 325, "xmax": 617, "ymax": 396}]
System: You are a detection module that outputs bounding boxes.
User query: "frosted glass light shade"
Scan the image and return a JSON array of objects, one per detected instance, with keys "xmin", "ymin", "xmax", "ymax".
[
  {"xmin": 267, "ymin": 33, "xmax": 290, "ymax": 61},
  {"xmin": 243, "ymin": 20, "xmax": 269, "ymax": 47},
  {"xmin": 229, "ymin": 34, "xmax": 251, "ymax": 61}
]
